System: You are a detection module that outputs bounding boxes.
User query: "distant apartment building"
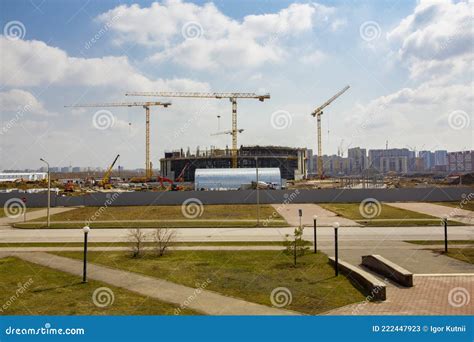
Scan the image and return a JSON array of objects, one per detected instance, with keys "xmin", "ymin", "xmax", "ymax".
[
  {"xmin": 322, "ymin": 155, "xmax": 349, "ymax": 176},
  {"xmin": 434, "ymin": 150, "xmax": 448, "ymax": 167},
  {"xmin": 368, "ymin": 148, "xmax": 411, "ymax": 173},
  {"xmin": 347, "ymin": 147, "xmax": 367, "ymax": 174},
  {"xmin": 305, "ymin": 149, "xmax": 314, "ymax": 176},
  {"xmin": 419, "ymin": 151, "xmax": 435, "ymax": 171},
  {"xmin": 448, "ymin": 151, "xmax": 474, "ymax": 172}
]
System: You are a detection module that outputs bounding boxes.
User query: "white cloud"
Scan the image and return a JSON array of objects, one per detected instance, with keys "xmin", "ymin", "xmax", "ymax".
[
  {"xmin": 299, "ymin": 50, "xmax": 326, "ymax": 65},
  {"xmin": 0, "ymin": 89, "xmax": 54, "ymax": 116},
  {"xmin": 0, "ymin": 36, "xmax": 209, "ymax": 91},
  {"xmin": 387, "ymin": 0, "xmax": 472, "ymax": 80},
  {"xmin": 342, "ymin": 0, "xmax": 473, "ymax": 151},
  {"xmin": 97, "ymin": 0, "xmax": 339, "ymax": 69}
]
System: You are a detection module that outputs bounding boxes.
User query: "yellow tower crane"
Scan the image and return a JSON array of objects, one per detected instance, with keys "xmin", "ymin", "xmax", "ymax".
[
  {"xmin": 125, "ymin": 92, "xmax": 270, "ymax": 168},
  {"xmin": 65, "ymin": 101, "xmax": 171, "ymax": 178},
  {"xmin": 311, "ymin": 85, "xmax": 350, "ymax": 178}
]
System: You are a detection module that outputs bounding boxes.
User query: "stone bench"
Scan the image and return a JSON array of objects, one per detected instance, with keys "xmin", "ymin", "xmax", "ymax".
[
  {"xmin": 328, "ymin": 257, "xmax": 386, "ymax": 301},
  {"xmin": 362, "ymin": 254, "xmax": 413, "ymax": 287}
]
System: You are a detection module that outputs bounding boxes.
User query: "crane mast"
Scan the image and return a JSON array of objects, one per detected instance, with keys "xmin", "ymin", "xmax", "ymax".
[
  {"xmin": 311, "ymin": 86, "xmax": 350, "ymax": 178},
  {"xmin": 65, "ymin": 101, "xmax": 171, "ymax": 179},
  {"xmin": 126, "ymin": 91, "xmax": 270, "ymax": 168}
]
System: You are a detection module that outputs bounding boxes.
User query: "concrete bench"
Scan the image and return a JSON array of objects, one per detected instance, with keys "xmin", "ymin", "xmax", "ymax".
[
  {"xmin": 362, "ymin": 254, "xmax": 413, "ymax": 287},
  {"xmin": 328, "ymin": 257, "xmax": 386, "ymax": 301}
]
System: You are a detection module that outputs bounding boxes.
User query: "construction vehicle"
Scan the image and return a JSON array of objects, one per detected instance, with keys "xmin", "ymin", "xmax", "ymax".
[
  {"xmin": 99, "ymin": 154, "xmax": 120, "ymax": 189},
  {"xmin": 125, "ymin": 92, "xmax": 270, "ymax": 168},
  {"xmin": 64, "ymin": 180, "xmax": 75, "ymax": 192},
  {"xmin": 65, "ymin": 101, "xmax": 171, "ymax": 179},
  {"xmin": 311, "ymin": 86, "xmax": 350, "ymax": 178}
]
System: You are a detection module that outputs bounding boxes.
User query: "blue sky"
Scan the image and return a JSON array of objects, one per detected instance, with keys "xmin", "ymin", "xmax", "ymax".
[{"xmin": 0, "ymin": 0, "xmax": 472, "ymax": 170}]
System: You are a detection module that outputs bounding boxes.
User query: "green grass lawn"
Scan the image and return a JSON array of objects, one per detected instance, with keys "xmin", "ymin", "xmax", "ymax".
[
  {"xmin": 404, "ymin": 240, "xmax": 474, "ymax": 245},
  {"xmin": 446, "ymin": 248, "xmax": 474, "ymax": 264},
  {"xmin": 32, "ymin": 205, "xmax": 281, "ymax": 221},
  {"xmin": 0, "ymin": 257, "xmax": 197, "ymax": 315},
  {"xmin": 434, "ymin": 201, "xmax": 474, "ymax": 212},
  {"xmin": 20, "ymin": 204, "xmax": 287, "ymax": 228},
  {"xmin": 0, "ymin": 241, "xmax": 307, "ymax": 248},
  {"xmin": 14, "ymin": 220, "xmax": 287, "ymax": 229},
  {"xmin": 53, "ymin": 250, "xmax": 366, "ymax": 315},
  {"xmin": 318, "ymin": 203, "xmax": 463, "ymax": 226}
]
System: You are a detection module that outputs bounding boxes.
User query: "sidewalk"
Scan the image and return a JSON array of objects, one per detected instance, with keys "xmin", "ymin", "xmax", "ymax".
[
  {"xmin": 0, "ymin": 207, "xmax": 77, "ymax": 227},
  {"xmin": 273, "ymin": 203, "xmax": 360, "ymax": 227},
  {"xmin": 7, "ymin": 252, "xmax": 300, "ymax": 316},
  {"xmin": 386, "ymin": 202, "xmax": 473, "ymax": 225},
  {"xmin": 326, "ymin": 275, "xmax": 474, "ymax": 315}
]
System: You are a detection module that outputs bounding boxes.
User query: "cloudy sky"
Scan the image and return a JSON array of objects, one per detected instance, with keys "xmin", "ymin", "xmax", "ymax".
[{"xmin": 0, "ymin": 0, "xmax": 472, "ymax": 170}]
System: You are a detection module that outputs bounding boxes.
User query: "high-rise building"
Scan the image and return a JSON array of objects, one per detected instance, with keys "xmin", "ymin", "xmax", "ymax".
[
  {"xmin": 419, "ymin": 151, "xmax": 435, "ymax": 171},
  {"xmin": 347, "ymin": 147, "xmax": 367, "ymax": 174},
  {"xmin": 368, "ymin": 148, "xmax": 410, "ymax": 173},
  {"xmin": 434, "ymin": 150, "xmax": 448, "ymax": 166},
  {"xmin": 448, "ymin": 151, "xmax": 473, "ymax": 172}
]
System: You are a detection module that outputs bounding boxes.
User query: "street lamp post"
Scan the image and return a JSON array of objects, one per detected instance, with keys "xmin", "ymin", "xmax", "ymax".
[
  {"xmin": 82, "ymin": 226, "xmax": 90, "ymax": 283},
  {"xmin": 333, "ymin": 222, "xmax": 340, "ymax": 276},
  {"xmin": 255, "ymin": 157, "xmax": 260, "ymax": 227},
  {"xmin": 39, "ymin": 158, "xmax": 50, "ymax": 228},
  {"xmin": 443, "ymin": 215, "xmax": 449, "ymax": 253},
  {"xmin": 313, "ymin": 215, "xmax": 318, "ymax": 253}
]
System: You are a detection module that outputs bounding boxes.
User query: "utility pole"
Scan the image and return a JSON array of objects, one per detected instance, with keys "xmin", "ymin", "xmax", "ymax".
[
  {"xmin": 256, "ymin": 157, "xmax": 260, "ymax": 226},
  {"xmin": 40, "ymin": 158, "xmax": 50, "ymax": 228}
]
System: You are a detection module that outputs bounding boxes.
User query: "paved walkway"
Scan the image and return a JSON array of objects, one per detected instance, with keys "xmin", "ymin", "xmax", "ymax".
[
  {"xmin": 0, "ymin": 207, "xmax": 77, "ymax": 227},
  {"xmin": 319, "ymin": 241, "xmax": 474, "ymax": 274},
  {"xmin": 2, "ymin": 225, "xmax": 473, "ymax": 243},
  {"xmin": 272, "ymin": 203, "xmax": 360, "ymax": 227},
  {"xmin": 326, "ymin": 275, "xmax": 474, "ymax": 315},
  {"xmin": 386, "ymin": 202, "xmax": 473, "ymax": 225},
  {"xmin": 7, "ymin": 252, "xmax": 299, "ymax": 316}
]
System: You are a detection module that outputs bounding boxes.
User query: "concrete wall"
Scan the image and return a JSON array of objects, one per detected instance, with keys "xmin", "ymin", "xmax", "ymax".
[{"xmin": 0, "ymin": 187, "xmax": 472, "ymax": 207}]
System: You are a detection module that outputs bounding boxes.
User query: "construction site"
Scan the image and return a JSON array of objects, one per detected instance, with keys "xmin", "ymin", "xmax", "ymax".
[{"xmin": 1, "ymin": 87, "xmax": 473, "ymax": 194}]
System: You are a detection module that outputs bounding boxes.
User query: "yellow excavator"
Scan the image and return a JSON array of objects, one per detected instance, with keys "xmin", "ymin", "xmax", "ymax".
[{"xmin": 99, "ymin": 154, "xmax": 120, "ymax": 189}]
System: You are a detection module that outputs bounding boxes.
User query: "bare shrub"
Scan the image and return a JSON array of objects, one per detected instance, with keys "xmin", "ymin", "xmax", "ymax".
[
  {"xmin": 127, "ymin": 228, "xmax": 146, "ymax": 258},
  {"xmin": 152, "ymin": 228, "xmax": 176, "ymax": 257}
]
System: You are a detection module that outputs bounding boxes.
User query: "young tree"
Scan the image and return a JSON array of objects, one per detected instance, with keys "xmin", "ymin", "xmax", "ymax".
[
  {"xmin": 284, "ymin": 227, "xmax": 309, "ymax": 266},
  {"xmin": 152, "ymin": 228, "xmax": 176, "ymax": 257},
  {"xmin": 127, "ymin": 228, "xmax": 146, "ymax": 258}
]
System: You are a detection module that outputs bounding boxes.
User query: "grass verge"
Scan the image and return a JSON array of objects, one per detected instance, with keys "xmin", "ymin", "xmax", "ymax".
[
  {"xmin": 0, "ymin": 256, "xmax": 197, "ymax": 315},
  {"xmin": 445, "ymin": 248, "xmax": 474, "ymax": 264},
  {"xmin": 319, "ymin": 203, "xmax": 464, "ymax": 226},
  {"xmin": 434, "ymin": 201, "xmax": 474, "ymax": 212},
  {"xmin": 31, "ymin": 205, "xmax": 283, "ymax": 222},
  {"xmin": 404, "ymin": 240, "xmax": 474, "ymax": 245},
  {"xmin": 13, "ymin": 220, "xmax": 287, "ymax": 229},
  {"xmin": 52, "ymin": 250, "xmax": 366, "ymax": 315},
  {"xmin": 0, "ymin": 241, "xmax": 309, "ymax": 248}
]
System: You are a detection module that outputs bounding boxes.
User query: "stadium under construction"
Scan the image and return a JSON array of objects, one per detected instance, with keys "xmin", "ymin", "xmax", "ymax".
[{"xmin": 160, "ymin": 145, "xmax": 308, "ymax": 182}]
